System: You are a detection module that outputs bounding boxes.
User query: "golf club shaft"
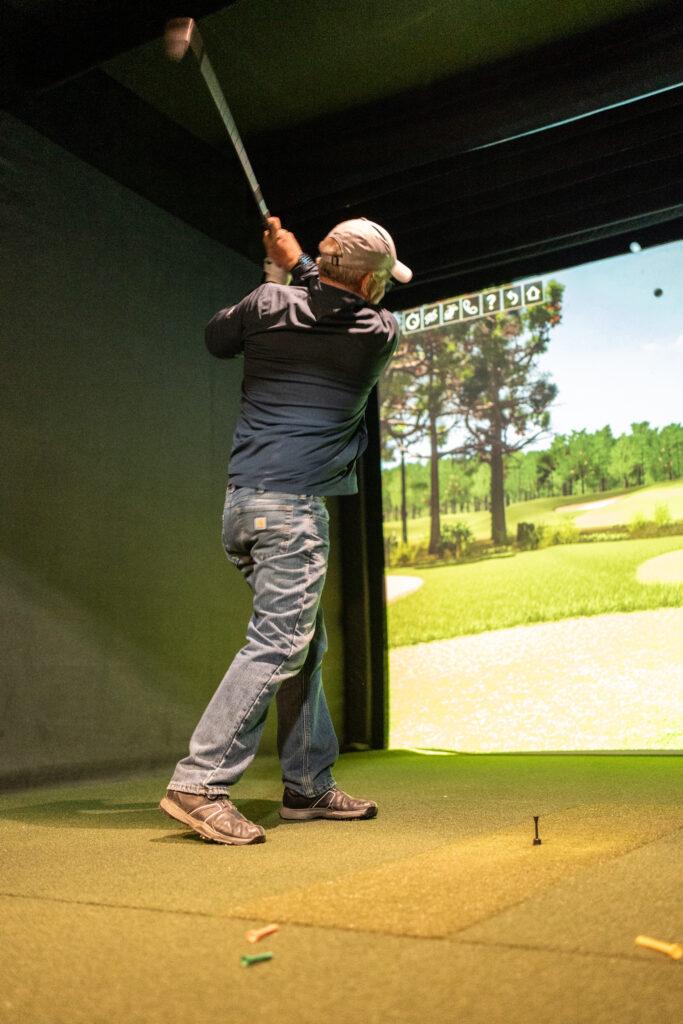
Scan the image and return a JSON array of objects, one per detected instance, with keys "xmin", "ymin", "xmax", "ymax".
[{"xmin": 173, "ymin": 19, "xmax": 270, "ymax": 226}]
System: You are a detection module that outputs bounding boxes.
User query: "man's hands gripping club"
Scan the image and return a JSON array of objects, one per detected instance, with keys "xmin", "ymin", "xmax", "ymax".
[{"xmin": 263, "ymin": 217, "xmax": 303, "ymax": 285}]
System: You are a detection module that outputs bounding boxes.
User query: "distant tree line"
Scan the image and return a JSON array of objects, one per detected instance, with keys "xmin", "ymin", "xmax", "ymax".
[{"xmin": 382, "ymin": 417, "xmax": 683, "ymax": 545}]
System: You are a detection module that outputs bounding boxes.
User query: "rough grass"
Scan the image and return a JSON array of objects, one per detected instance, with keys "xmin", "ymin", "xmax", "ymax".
[
  {"xmin": 387, "ymin": 536, "xmax": 683, "ymax": 648},
  {"xmin": 384, "ymin": 480, "xmax": 683, "ymax": 545}
]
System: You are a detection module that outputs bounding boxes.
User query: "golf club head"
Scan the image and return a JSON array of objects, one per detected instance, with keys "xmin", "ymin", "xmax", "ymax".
[{"xmin": 164, "ymin": 17, "xmax": 197, "ymax": 61}]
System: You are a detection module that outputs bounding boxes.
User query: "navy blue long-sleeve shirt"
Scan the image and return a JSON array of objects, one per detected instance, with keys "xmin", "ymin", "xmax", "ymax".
[{"xmin": 205, "ymin": 263, "xmax": 399, "ymax": 495}]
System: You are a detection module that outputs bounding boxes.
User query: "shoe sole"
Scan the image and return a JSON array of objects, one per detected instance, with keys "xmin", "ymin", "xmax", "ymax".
[
  {"xmin": 278, "ymin": 805, "xmax": 378, "ymax": 821},
  {"xmin": 159, "ymin": 797, "xmax": 266, "ymax": 845}
]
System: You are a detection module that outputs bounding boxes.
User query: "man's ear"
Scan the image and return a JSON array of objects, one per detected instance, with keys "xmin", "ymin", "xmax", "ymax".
[{"xmin": 360, "ymin": 272, "xmax": 385, "ymax": 304}]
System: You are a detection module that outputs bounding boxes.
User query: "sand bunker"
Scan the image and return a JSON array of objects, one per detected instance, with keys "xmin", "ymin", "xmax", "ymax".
[
  {"xmin": 385, "ymin": 575, "xmax": 424, "ymax": 604},
  {"xmin": 556, "ymin": 498, "xmax": 617, "ymax": 514},
  {"xmin": 390, "ymin": 608, "xmax": 683, "ymax": 751},
  {"xmin": 636, "ymin": 549, "xmax": 683, "ymax": 584}
]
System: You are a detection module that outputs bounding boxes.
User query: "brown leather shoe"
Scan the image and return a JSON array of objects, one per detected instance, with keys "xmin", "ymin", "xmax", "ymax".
[{"xmin": 159, "ymin": 789, "xmax": 266, "ymax": 845}]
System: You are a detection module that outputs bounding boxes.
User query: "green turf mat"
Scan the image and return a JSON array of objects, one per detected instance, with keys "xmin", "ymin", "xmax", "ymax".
[
  {"xmin": 1, "ymin": 894, "xmax": 679, "ymax": 1024},
  {"xmin": 458, "ymin": 827, "xmax": 683, "ymax": 958},
  {"xmin": 233, "ymin": 805, "xmax": 683, "ymax": 937},
  {"xmin": 1, "ymin": 753, "xmax": 681, "ymax": 1024}
]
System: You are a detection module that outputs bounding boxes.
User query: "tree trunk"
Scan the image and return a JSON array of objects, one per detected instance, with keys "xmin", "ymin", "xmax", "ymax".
[
  {"xmin": 428, "ymin": 411, "xmax": 441, "ymax": 554},
  {"xmin": 400, "ymin": 450, "xmax": 408, "ymax": 544},
  {"xmin": 489, "ymin": 394, "xmax": 507, "ymax": 544},
  {"xmin": 490, "ymin": 446, "xmax": 507, "ymax": 544}
]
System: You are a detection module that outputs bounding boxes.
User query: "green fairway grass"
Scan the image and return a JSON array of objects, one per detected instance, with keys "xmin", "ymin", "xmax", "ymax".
[
  {"xmin": 383, "ymin": 480, "xmax": 683, "ymax": 545},
  {"xmin": 387, "ymin": 536, "xmax": 683, "ymax": 648}
]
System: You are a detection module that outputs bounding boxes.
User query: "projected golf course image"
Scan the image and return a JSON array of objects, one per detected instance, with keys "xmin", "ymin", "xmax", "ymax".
[{"xmin": 381, "ymin": 239, "xmax": 683, "ymax": 752}]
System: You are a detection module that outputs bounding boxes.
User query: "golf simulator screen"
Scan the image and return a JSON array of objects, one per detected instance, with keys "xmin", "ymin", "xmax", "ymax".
[{"xmin": 380, "ymin": 237, "xmax": 683, "ymax": 753}]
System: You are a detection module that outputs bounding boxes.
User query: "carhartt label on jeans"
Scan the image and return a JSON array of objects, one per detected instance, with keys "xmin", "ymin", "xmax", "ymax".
[{"xmin": 254, "ymin": 517, "xmax": 267, "ymax": 530}]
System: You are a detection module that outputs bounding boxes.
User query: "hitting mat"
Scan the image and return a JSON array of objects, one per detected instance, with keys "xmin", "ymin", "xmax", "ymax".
[
  {"xmin": 1, "ymin": 753, "xmax": 682, "ymax": 1024},
  {"xmin": 232, "ymin": 804, "xmax": 683, "ymax": 938}
]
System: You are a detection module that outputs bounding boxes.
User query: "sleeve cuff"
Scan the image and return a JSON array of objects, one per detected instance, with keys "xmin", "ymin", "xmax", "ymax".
[{"xmin": 290, "ymin": 253, "xmax": 319, "ymax": 284}]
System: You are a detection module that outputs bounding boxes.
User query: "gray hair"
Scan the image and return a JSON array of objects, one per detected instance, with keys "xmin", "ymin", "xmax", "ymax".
[
  {"xmin": 316, "ymin": 255, "xmax": 366, "ymax": 289},
  {"xmin": 316, "ymin": 256, "xmax": 388, "ymax": 301}
]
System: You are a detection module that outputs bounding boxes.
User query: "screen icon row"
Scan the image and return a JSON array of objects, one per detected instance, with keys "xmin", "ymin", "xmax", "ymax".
[{"xmin": 398, "ymin": 281, "xmax": 544, "ymax": 334}]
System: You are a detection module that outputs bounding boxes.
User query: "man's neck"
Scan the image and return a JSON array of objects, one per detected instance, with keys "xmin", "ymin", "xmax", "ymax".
[{"xmin": 319, "ymin": 273, "xmax": 364, "ymax": 299}]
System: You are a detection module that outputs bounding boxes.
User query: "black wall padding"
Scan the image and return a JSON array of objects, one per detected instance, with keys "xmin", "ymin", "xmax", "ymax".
[
  {"xmin": 0, "ymin": 113, "xmax": 346, "ymax": 787},
  {"xmin": 9, "ymin": 69, "xmax": 255, "ymax": 262},
  {"xmin": 287, "ymin": 84, "xmax": 683, "ymax": 305},
  {"xmin": 5, "ymin": 2, "xmax": 682, "ymax": 305},
  {"xmin": 0, "ymin": 1, "xmax": 234, "ymax": 98},
  {"xmin": 257, "ymin": 1, "xmax": 683, "ymax": 203},
  {"xmin": 249, "ymin": 2, "xmax": 683, "ymax": 304}
]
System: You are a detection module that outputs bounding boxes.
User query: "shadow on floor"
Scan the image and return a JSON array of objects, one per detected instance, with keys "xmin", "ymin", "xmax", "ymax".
[{"xmin": 0, "ymin": 798, "xmax": 282, "ymax": 831}]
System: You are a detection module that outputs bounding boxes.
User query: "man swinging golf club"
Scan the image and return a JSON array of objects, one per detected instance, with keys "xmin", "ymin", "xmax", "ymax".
[{"xmin": 159, "ymin": 216, "xmax": 412, "ymax": 844}]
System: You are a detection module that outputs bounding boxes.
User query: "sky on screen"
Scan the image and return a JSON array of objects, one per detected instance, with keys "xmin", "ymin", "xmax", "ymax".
[
  {"xmin": 537, "ymin": 236, "xmax": 683, "ymax": 439},
  {"xmin": 388, "ymin": 236, "xmax": 682, "ymax": 462}
]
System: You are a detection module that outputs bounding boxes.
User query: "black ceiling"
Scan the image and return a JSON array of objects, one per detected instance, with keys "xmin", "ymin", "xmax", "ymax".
[{"xmin": 3, "ymin": 0, "xmax": 683, "ymax": 306}]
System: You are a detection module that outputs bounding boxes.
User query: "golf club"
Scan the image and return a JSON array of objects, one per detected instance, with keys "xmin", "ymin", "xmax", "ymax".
[{"xmin": 164, "ymin": 17, "xmax": 270, "ymax": 228}]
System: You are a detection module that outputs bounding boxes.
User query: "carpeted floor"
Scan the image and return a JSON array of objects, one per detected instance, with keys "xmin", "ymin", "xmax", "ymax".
[{"xmin": 0, "ymin": 751, "xmax": 681, "ymax": 1023}]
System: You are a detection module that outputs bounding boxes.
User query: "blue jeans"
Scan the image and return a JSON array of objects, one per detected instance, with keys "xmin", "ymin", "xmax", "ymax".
[{"xmin": 167, "ymin": 485, "xmax": 339, "ymax": 798}]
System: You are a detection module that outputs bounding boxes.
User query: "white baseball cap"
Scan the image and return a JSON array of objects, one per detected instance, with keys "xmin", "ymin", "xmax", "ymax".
[{"xmin": 318, "ymin": 217, "xmax": 413, "ymax": 283}]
